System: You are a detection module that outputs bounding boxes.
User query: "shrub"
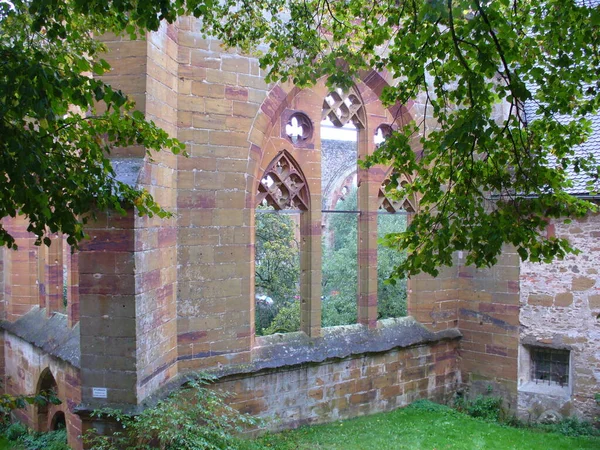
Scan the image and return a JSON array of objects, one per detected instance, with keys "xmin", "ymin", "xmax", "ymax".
[
  {"xmin": 408, "ymin": 400, "xmax": 457, "ymax": 414},
  {"xmin": 4, "ymin": 424, "xmax": 68, "ymax": 450},
  {"xmin": 84, "ymin": 377, "xmax": 260, "ymax": 450},
  {"xmin": 453, "ymin": 391, "xmax": 599, "ymax": 438},
  {"xmin": 542, "ymin": 417, "xmax": 600, "ymax": 438},
  {"xmin": 454, "ymin": 392, "xmax": 504, "ymax": 422},
  {"xmin": 0, "ymin": 389, "xmax": 61, "ymax": 432},
  {"xmin": 5, "ymin": 421, "xmax": 28, "ymax": 441},
  {"xmin": 19, "ymin": 429, "xmax": 69, "ymax": 450}
]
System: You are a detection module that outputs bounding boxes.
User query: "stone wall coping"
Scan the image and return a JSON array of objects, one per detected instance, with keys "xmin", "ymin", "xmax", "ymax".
[
  {"xmin": 111, "ymin": 157, "xmax": 144, "ymax": 188},
  {"xmin": 250, "ymin": 317, "xmax": 461, "ymax": 371},
  {"xmin": 1, "ymin": 306, "xmax": 80, "ymax": 368}
]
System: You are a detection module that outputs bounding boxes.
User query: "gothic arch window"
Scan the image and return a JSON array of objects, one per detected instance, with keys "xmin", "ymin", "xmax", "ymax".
[
  {"xmin": 254, "ymin": 82, "xmax": 414, "ymax": 338},
  {"xmin": 254, "ymin": 151, "xmax": 308, "ymax": 336}
]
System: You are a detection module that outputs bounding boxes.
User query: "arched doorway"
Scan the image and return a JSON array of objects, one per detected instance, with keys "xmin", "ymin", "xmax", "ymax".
[
  {"xmin": 35, "ymin": 368, "xmax": 58, "ymax": 432},
  {"xmin": 50, "ymin": 411, "xmax": 66, "ymax": 430}
]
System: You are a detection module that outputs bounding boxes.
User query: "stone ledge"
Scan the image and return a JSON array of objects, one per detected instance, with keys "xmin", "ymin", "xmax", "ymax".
[
  {"xmin": 247, "ymin": 316, "xmax": 461, "ymax": 375},
  {"xmin": 518, "ymin": 381, "xmax": 571, "ymax": 398},
  {"xmin": 1, "ymin": 306, "xmax": 80, "ymax": 368}
]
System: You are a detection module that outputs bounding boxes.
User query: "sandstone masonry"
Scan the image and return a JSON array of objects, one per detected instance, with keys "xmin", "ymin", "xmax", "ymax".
[{"xmin": 0, "ymin": 16, "xmax": 596, "ymax": 449}]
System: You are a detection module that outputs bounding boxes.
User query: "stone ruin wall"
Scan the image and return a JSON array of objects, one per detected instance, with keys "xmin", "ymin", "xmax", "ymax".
[
  {"xmin": 2, "ymin": 331, "xmax": 82, "ymax": 446},
  {"xmin": 0, "ymin": 16, "xmax": 532, "ymax": 448},
  {"xmin": 519, "ymin": 213, "xmax": 600, "ymax": 421}
]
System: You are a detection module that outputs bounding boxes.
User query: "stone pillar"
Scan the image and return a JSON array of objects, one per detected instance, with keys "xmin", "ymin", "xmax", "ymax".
[
  {"xmin": 78, "ymin": 209, "xmax": 137, "ymax": 407},
  {"xmin": 176, "ymin": 19, "xmax": 269, "ymax": 368},
  {"xmin": 301, "ymin": 207, "xmax": 322, "ymax": 337},
  {"xmin": 408, "ymin": 263, "xmax": 460, "ymax": 332},
  {"xmin": 457, "ymin": 247, "xmax": 520, "ymax": 407},
  {"xmin": 357, "ymin": 135, "xmax": 380, "ymax": 329},
  {"xmin": 133, "ymin": 22, "xmax": 179, "ymax": 401},
  {"xmin": 3, "ymin": 216, "xmax": 39, "ymax": 321}
]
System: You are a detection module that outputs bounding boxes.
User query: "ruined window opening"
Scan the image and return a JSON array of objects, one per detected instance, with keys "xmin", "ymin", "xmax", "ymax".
[
  {"xmin": 255, "ymin": 151, "xmax": 307, "ymax": 335},
  {"xmin": 322, "ymin": 207, "xmax": 359, "ymax": 327},
  {"xmin": 377, "ymin": 213, "xmax": 408, "ymax": 319},
  {"xmin": 530, "ymin": 347, "xmax": 570, "ymax": 386},
  {"xmin": 62, "ymin": 237, "xmax": 79, "ymax": 325},
  {"xmin": 37, "ymin": 235, "xmax": 78, "ymax": 320},
  {"xmin": 321, "ymin": 87, "xmax": 363, "ymax": 327},
  {"xmin": 62, "ymin": 237, "xmax": 71, "ymax": 311},
  {"xmin": 376, "ymin": 173, "xmax": 416, "ymax": 320}
]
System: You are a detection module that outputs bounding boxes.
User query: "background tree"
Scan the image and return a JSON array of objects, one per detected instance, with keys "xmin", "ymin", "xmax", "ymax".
[
  {"xmin": 6, "ymin": 0, "xmax": 600, "ymax": 277},
  {"xmin": 377, "ymin": 214, "xmax": 408, "ymax": 319},
  {"xmin": 322, "ymin": 188, "xmax": 407, "ymax": 327},
  {"xmin": 254, "ymin": 208, "xmax": 300, "ymax": 335}
]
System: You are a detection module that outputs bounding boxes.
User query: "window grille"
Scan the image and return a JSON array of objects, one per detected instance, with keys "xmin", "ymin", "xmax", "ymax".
[{"xmin": 530, "ymin": 347, "xmax": 569, "ymax": 386}]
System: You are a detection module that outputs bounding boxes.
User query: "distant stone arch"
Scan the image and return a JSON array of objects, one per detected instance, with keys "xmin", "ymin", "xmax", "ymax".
[
  {"xmin": 50, "ymin": 411, "xmax": 66, "ymax": 431},
  {"xmin": 35, "ymin": 368, "xmax": 58, "ymax": 432}
]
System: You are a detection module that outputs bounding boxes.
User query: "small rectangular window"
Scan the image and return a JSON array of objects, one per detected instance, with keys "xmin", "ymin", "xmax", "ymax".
[{"xmin": 530, "ymin": 347, "xmax": 569, "ymax": 386}]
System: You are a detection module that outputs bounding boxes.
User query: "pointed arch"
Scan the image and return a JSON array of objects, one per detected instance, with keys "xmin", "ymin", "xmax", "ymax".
[
  {"xmin": 50, "ymin": 411, "xmax": 66, "ymax": 431},
  {"xmin": 256, "ymin": 150, "xmax": 310, "ymax": 211},
  {"xmin": 35, "ymin": 368, "xmax": 58, "ymax": 432}
]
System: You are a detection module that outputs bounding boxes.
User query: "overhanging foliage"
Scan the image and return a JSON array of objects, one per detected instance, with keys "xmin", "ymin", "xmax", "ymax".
[{"xmin": 4, "ymin": 0, "xmax": 600, "ymax": 276}]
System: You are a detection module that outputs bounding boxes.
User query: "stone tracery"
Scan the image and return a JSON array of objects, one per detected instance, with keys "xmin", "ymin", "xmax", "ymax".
[
  {"xmin": 322, "ymin": 87, "xmax": 366, "ymax": 129},
  {"xmin": 378, "ymin": 173, "xmax": 417, "ymax": 213},
  {"xmin": 256, "ymin": 151, "xmax": 310, "ymax": 211}
]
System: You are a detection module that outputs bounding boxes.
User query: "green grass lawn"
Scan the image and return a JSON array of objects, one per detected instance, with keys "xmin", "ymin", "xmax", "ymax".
[{"xmin": 241, "ymin": 401, "xmax": 600, "ymax": 450}]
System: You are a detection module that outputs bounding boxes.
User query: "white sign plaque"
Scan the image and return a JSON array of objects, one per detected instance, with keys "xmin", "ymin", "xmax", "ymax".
[{"xmin": 92, "ymin": 387, "xmax": 108, "ymax": 399}]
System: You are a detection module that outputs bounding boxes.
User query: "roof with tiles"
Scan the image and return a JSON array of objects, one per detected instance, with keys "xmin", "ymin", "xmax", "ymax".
[
  {"xmin": 522, "ymin": 0, "xmax": 600, "ymax": 197},
  {"xmin": 524, "ymin": 98, "xmax": 600, "ymax": 197}
]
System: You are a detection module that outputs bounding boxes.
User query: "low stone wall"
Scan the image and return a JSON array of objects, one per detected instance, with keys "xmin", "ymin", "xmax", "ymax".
[
  {"xmin": 2, "ymin": 328, "xmax": 82, "ymax": 449},
  {"xmin": 127, "ymin": 318, "xmax": 463, "ymax": 431},
  {"xmin": 3, "ymin": 312, "xmax": 462, "ymax": 447},
  {"xmin": 218, "ymin": 339, "xmax": 460, "ymax": 429}
]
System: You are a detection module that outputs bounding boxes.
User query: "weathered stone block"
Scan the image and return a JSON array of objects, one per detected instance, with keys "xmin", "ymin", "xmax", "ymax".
[{"xmin": 572, "ymin": 276, "xmax": 596, "ymax": 291}]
